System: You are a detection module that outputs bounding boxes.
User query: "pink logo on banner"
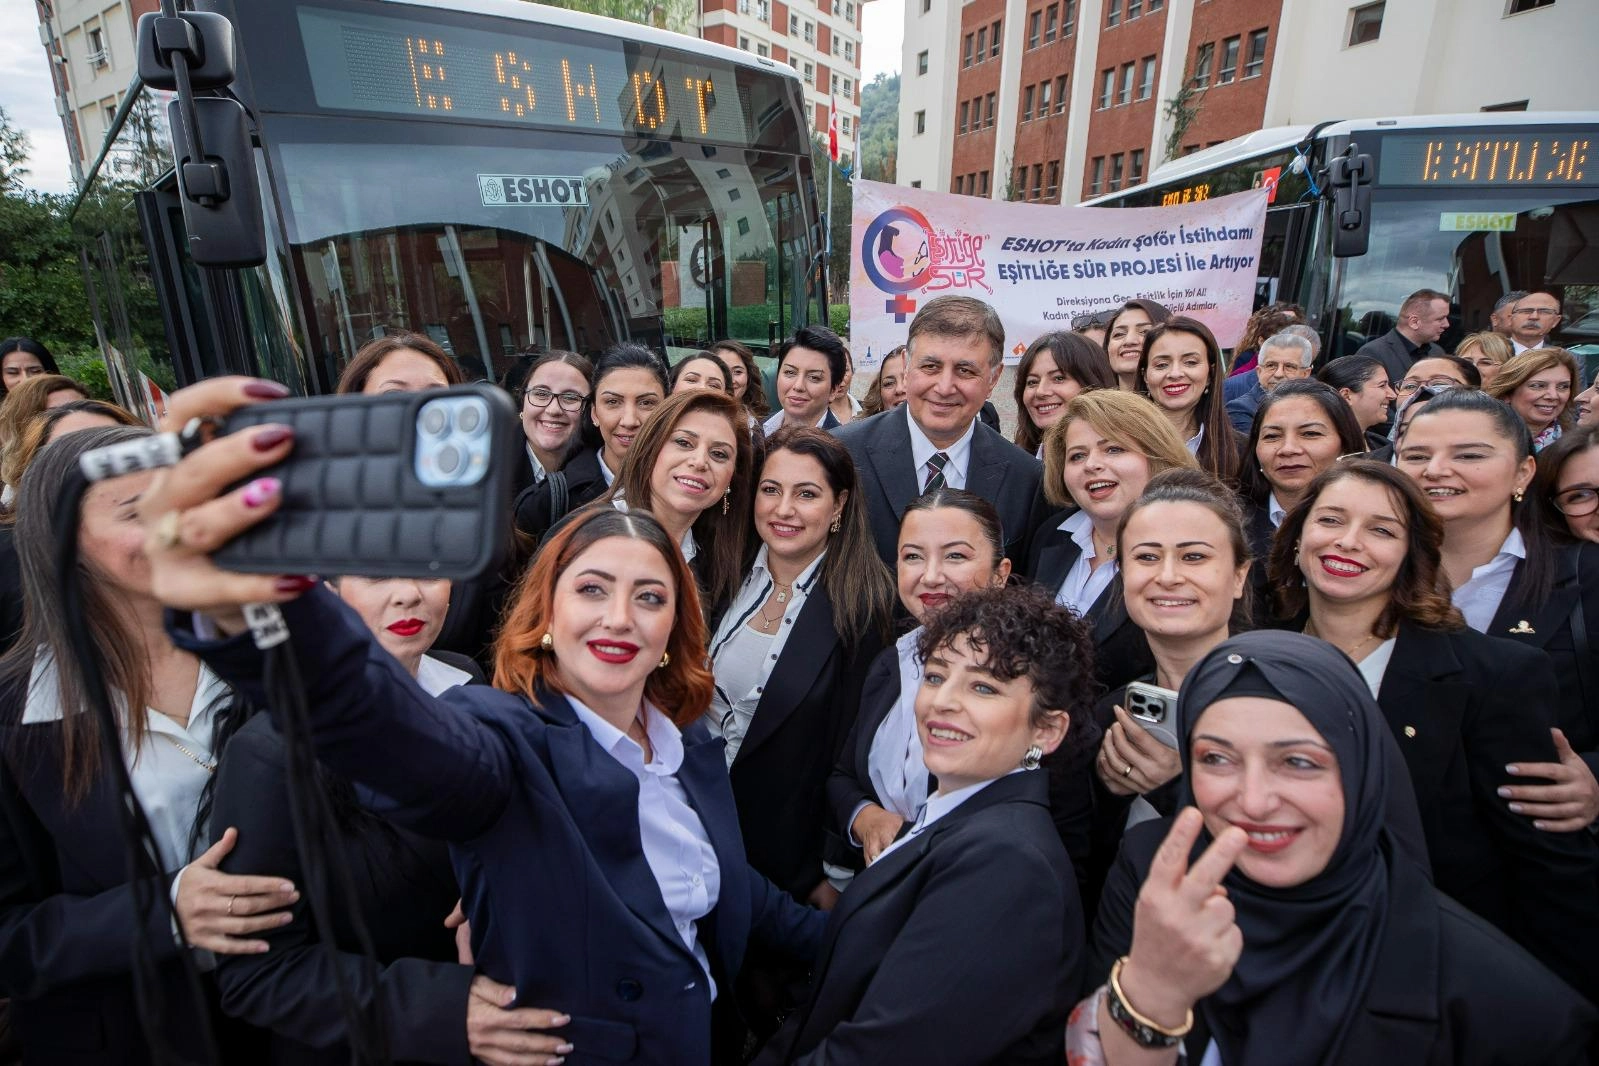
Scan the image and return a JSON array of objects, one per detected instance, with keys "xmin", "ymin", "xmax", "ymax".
[{"xmin": 860, "ymin": 205, "xmax": 991, "ymax": 321}]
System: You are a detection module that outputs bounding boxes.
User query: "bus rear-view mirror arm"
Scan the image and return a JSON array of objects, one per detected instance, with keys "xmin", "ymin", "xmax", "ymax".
[{"xmin": 1323, "ymin": 144, "xmax": 1374, "ymax": 259}]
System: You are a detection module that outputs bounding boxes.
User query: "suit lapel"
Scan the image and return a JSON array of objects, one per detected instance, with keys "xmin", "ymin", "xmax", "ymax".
[
  {"xmin": 1376, "ymin": 624, "xmax": 1466, "ymax": 796},
  {"xmin": 1033, "ymin": 521, "xmax": 1081, "ymax": 594},
  {"xmin": 965, "ymin": 424, "xmax": 1013, "ymax": 506},
  {"xmin": 868, "ymin": 407, "xmax": 920, "ymax": 524},
  {"xmin": 736, "ymin": 588, "xmax": 836, "ymax": 765},
  {"xmin": 1087, "ymin": 577, "xmax": 1131, "ymax": 645},
  {"xmin": 850, "ymin": 650, "xmax": 903, "ymax": 786},
  {"xmin": 5, "ymin": 721, "xmax": 127, "ymax": 888},
  {"xmin": 674, "ymin": 733, "xmax": 749, "ymax": 975},
  {"xmin": 1489, "ymin": 551, "xmax": 1579, "ymax": 648}
]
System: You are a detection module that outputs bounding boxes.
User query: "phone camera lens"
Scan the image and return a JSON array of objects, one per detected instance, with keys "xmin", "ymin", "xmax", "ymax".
[
  {"xmin": 421, "ymin": 406, "xmax": 449, "ymax": 436},
  {"xmin": 436, "ymin": 443, "xmax": 462, "ymax": 476},
  {"xmin": 456, "ymin": 404, "xmax": 483, "ymax": 435}
]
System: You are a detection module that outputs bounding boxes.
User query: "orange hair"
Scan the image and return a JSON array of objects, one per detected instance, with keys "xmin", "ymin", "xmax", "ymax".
[{"xmin": 492, "ymin": 506, "xmax": 715, "ymax": 726}]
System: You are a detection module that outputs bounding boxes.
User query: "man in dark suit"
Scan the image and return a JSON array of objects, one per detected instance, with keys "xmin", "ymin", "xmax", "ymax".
[
  {"xmin": 763, "ymin": 325, "xmax": 846, "ymax": 435},
  {"xmin": 836, "ymin": 296, "xmax": 1047, "ymax": 573},
  {"xmin": 1353, "ymin": 288, "xmax": 1451, "ymax": 385},
  {"xmin": 1225, "ymin": 331, "xmax": 1315, "ymax": 433}
]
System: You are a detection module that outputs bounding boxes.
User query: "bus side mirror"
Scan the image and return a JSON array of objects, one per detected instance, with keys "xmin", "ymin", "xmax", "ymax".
[
  {"xmin": 136, "ymin": 12, "xmax": 235, "ymax": 90},
  {"xmin": 167, "ymin": 98, "xmax": 267, "ymax": 267},
  {"xmin": 1325, "ymin": 151, "xmax": 1373, "ymax": 258}
]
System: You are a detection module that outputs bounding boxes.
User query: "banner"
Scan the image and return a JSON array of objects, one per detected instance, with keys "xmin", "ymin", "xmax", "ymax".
[{"xmin": 849, "ymin": 180, "xmax": 1268, "ymax": 369}]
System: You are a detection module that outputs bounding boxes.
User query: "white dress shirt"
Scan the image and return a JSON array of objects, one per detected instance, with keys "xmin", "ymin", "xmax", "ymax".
[
  {"xmin": 1452, "ymin": 527, "xmax": 1526, "ymax": 634},
  {"xmin": 706, "ymin": 547, "xmax": 825, "ymax": 765},
  {"xmin": 1185, "ymin": 424, "xmax": 1205, "ymax": 456},
  {"xmin": 906, "ymin": 405, "xmax": 976, "ymax": 491},
  {"xmin": 873, "ymin": 770, "xmax": 1022, "ymax": 864},
  {"xmin": 1267, "ymin": 492, "xmax": 1288, "ymax": 529},
  {"xmin": 526, "ymin": 445, "xmax": 548, "ymax": 487},
  {"xmin": 863, "ymin": 628, "xmax": 931, "ymax": 826},
  {"xmin": 1354, "ymin": 638, "xmax": 1399, "ymax": 699},
  {"xmin": 612, "ymin": 496, "xmax": 697, "ymax": 562},
  {"xmin": 762, "ymin": 408, "xmax": 832, "ymax": 435},
  {"xmin": 596, "ymin": 448, "xmax": 617, "ymax": 488},
  {"xmin": 1512, "ymin": 339, "xmax": 1550, "ymax": 356},
  {"xmin": 567, "ymin": 696, "xmax": 721, "ymax": 997},
  {"xmin": 1054, "ymin": 510, "xmax": 1118, "ymax": 616},
  {"xmin": 24, "ymin": 652, "xmax": 224, "ymax": 873},
  {"xmin": 415, "ymin": 654, "xmax": 474, "ymax": 696}
]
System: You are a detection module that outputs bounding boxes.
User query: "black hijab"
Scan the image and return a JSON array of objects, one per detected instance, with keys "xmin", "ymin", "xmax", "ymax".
[{"xmin": 1169, "ymin": 630, "xmax": 1422, "ymax": 1066}]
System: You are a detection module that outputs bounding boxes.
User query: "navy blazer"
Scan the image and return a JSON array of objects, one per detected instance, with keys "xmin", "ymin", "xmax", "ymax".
[
  {"xmin": 835, "ymin": 406, "xmax": 1047, "ymax": 576},
  {"xmin": 171, "ymin": 587, "xmax": 826, "ymax": 1066},
  {"xmin": 1352, "ymin": 328, "xmax": 1442, "ymax": 389},
  {"xmin": 755, "ymin": 770, "xmax": 1083, "ymax": 1065},
  {"xmin": 1026, "ymin": 509, "xmax": 1154, "ymax": 694}
]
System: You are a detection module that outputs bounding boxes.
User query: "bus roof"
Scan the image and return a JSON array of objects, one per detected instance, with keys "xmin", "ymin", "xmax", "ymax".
[
  {"xmin": 1084, "ymin": 110, "xmax": 1599, "ymax": 205},
  {"xmin": 381, "ymin": 0, "xmax": 802, "ymax": 82}
]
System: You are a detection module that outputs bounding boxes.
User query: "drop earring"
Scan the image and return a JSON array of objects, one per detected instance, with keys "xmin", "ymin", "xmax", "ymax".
[
  {"xmin": 829, "ymin": 514, "xmax": 841, "ymax": 534},
  {"xmin": 1513, "ymin": 489, "xmax": 1525, "ymax": 503},
  {"xmin": 722, "ymin": 490, "xmax": 731, "ymax": 515},
  {"xmin": 540, "ymin": 632, "xmax": 553, "ymax": 651},
  {"xmin": 1021, "ymin": 745, "xmax": 1043, "ymax": 771}
]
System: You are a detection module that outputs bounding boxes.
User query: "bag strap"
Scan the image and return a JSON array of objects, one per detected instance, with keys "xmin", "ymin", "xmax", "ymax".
[
  {"xmin": 1570, "ymin": 591, "xmax": 1593, "ymax": 713},
  {"xmin": 547, "ymin": 469, "xmax": 570, "ymax": 526}
]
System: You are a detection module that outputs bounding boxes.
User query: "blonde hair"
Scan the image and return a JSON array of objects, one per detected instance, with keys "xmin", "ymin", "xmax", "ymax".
[
  {"xmin": 1486, "ymin": 348, "xmax": 1582, "ymax": 430},
  {"xmin": 1041, "ymin": 390, "xmax": 1198, "ymax": 508},
  {"xmin": 0, "ymin": 374, "xmax": 85, "ymax": 449},
  {"xmin": 1455, "ymin": 331, "xmax": 1512, "ymax": 367}
]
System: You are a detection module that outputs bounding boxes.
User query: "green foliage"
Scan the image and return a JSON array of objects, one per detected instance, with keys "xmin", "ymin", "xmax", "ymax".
[
  {"xmin": 829, "ymin": 303, "xmax": 848, "ymax": 336},
  {"xmin": 858, "ymin": 73, "xmax": 899, "ymax": 184},
  {"xmin": 56, "ymin": 348, "xmax": 113, "ymax": 401},
  {"xmin": 0, "ymin": 190, "xmax": 96, "ymax": 353},
  {"xmin": 0, "ymin": 107, "xmax": 29, "ymax": 197},
  {"xmin": 521, "ymin": 0, "xmax": 698, "ymax": 33},
  {"xmin": 663, "ymin": 303, "xmax": 850, "ymax": 346}
]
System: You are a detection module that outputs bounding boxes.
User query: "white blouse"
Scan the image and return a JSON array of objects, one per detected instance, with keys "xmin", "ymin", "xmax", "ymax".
[{"xmin": 865, "ymin": 627, "xmax": 931, "ymax": 824}]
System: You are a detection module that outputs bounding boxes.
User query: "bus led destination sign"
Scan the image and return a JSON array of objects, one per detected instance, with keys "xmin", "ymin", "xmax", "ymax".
[
  {"xmin": 1380, "ymin": 133, "xmax": 1591, "ymax": 188},
  {"xmin": 297, "ymin": 6, "xmax": 749, "ymax": 143}
]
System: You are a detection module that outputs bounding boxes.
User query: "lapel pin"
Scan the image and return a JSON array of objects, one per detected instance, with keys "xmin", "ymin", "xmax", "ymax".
[
  {"xmin": 1403, "ymin": 726, "xmax": 1417, "ymax": 738},
  {"xmin": 1508, "ymin": 620, "xmax": 1536, "ymax": 635}
]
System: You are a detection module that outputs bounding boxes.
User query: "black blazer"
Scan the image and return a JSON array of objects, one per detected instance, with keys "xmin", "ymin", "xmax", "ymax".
[
  {"xmin": 210, "ymin": 715, "xmax": 472, "ymax": 1065},
  {"xmin": 719, "ymin": 584, "xmax": 881, "ymax": 900},
  {"xmin": 825, "ymin": 642, "xmax": 1094, "ymax": 894},
  {"xmin": 1352, "ymin": 328, "xmax": 1441, "ymax": 387},
  {"xmin": 1377, "ymin": 621, "xmax": 1599, "ymax": 1004},
  {"xmin": 0, "ymin": 689, "xmax": 262, "ymax": 1066},
  {"xmin": 1025, "ymin": 510, "xmax": 1154, "ymax": 693},
  {"xmin": 512, "ymin": 447, "xmax": 611, "ymax": 542},
  {"xmin": 1091, "ymin": 820, "xmax": 1597, "ymax": 1064},
  {"xmin": 171, "ymin": 587, "xmax": 826, "ymax": 1065},
  {"xmin": 1488, "ymin": 543, "xmax": 1599, "ymax": 781},
  {"xmin": 755, "ymin": 771, "xmax": 1083, "ymax": 1065},
  {"xmin": 835, "ymin": 407, "xmax": 1047, "ymax": 576}
]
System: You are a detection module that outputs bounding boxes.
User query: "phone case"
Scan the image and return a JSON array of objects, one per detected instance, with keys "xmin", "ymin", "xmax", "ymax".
[
  {"xmin": 1123, "ymin": 681, "xmax": 1181, "ymax": 750},
  {"xmin": 212, "ymin": 384, "xmax": 517, "ymax": 581}
]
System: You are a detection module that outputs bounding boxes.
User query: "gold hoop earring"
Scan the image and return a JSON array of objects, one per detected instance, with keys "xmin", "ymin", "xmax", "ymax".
[
  {"xmin": 540, "ymin": 632, "xmax": 553, "ymax": 651},
  {"xmin": 658, "ymin": 651, "xmax": 671, "ymax": 669},
  {"xmin": 722, "ymin": 490, "xmax": 731, "ymax": 516}
]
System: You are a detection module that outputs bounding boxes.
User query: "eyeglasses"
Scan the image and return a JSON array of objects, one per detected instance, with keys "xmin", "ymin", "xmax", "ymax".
[
  {"xmin": 1397, "ymin": 377, "xmax": 1463, "ymax": 394},
  {"xmin": 1513, "ymin": 307, "xmax": 1561, "ymax": 318},
  {"xmin": 523, "ymin": 386, "xmax": 586, "ymax": 411},
  {"xmin": 1554, "ymin": 487, "xmax": 1599, "ymax": 517}
]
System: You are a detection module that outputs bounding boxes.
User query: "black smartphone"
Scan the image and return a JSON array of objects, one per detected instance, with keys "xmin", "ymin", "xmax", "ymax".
[
  {"xmin": 1122, "ymin": 681, "xmax": 1180, "ymax": 750},
  {"xmin": 212, "ymin": 384, "xmax": 517, "ymax": 581}
]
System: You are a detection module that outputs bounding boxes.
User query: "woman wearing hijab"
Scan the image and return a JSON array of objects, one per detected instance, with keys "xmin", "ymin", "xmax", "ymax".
[{"xmin": 1071, "ymin": 631, "xmax": 1596, "ymax": 1065}]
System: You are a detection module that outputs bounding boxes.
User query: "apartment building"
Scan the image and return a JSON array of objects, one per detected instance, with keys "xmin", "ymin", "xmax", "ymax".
[
  {"xmin": 897, "ymin": 0, "xmax": 1598, "ymax": 204},
  {"xmin": 702, "ymin": 0, "xmax": 865, "ymax": 152},
  {"xmin": 34, "ymin": 0, "xmax": 158, "ymax": 185}
]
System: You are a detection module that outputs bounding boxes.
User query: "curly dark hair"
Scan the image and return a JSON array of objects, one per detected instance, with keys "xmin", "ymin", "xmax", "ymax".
[{"xmin": 916, "ymin": 584, "xmax": 1100, "ymax": 751}]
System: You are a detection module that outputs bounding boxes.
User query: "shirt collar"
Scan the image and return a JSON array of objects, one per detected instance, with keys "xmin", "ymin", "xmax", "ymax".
[
  {"xmin": 1512, "ymin": 338, "xmax": 1548, "ymax": 355},
  {"xmin": 747, "ymin": 543, "xmax": 826, "ymax": 592},
  {"xmin": 596, "ymin": 448, "xmax": 616, "ymax": 487},
  {"xmin": 567, "ymin": 694, "xmax": 685, "ymax": 776},
  {"xmin": 1185, "ymin": 424, "xmax": 1205, "ymax": 454},
  {"xmin": 914, "ymin": 771, "xmax": 1017, "ymax": 830},
  {"xmin": 23, "ymin": 650, "xmax": 226, "ymax": 738},
  {"xmin": 1490, "ymin": 527, "xmax": 1527, "ymax": 566},
  {"xmin": 905, "ymin": 404, "xmax": 977, "ymax": 479},
  {"xmin": 1268, "ymin": 492, "xmax": 1288, "ymax": 528},
  {"xmin": 415, "ymin": 654, "xmax": 473, "ymax": 696},
  {"xmin": 612, "ymin": 496, "xmax": 697, "ymax": 561},
  {"xmin": 763, "ymin": 407, "xmax": 831, "ymax": 435},
  {"xmin": 527, "ymin": 445, "xmax": 548, "ymax": 485},
  {"xmin": 1060, "ymin": 508, "xmax": 1099, "ymax": 558}
]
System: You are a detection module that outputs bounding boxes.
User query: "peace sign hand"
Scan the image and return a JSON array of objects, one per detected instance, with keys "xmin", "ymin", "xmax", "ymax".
[{"xmin": 1116, "ymin": 808, "xmax": 1248, "ymax": 1028}]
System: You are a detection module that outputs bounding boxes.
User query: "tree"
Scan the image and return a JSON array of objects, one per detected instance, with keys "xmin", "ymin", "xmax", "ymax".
[
  {"xmin": 809, "ymin": 135, "xmax": 852, "ymax": 298},
  {"xmin": 0, "ymin": 107, "xmax": 95, "ymax": 353},
  {"xmin": 0, "ymin": 106, "xmax": 31, "ymax": 197},
  {"xmin": 858, "ymin": 73, "xmax": 898, "ymax": 183},
  {"xmin": 521, "ymin": 0, "xmax": 698, "ymax": 34}
]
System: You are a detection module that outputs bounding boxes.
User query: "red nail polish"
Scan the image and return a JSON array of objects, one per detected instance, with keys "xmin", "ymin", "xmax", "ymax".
[
  {"xmin": 253, "ymin": 426, "xmax": 293, "ymax": 451},
  {"xmin": 274, "ymin": 575, "xmax": 317, "ymax": 594},
  {"xmin": 243, "ymin": 380, "xmax": 291, "ymax": 399}
]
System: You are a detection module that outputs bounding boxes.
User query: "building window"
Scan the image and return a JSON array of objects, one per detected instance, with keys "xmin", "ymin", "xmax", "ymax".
[
  {"xmin": 1022, "ymin": 85, "xmax": 1035, "ymax": 121},
  {"xmin": 1109, "ymin": 153, "xmax": 1125, "ymax": 191},
  {"xmin": 737, "ymin": 217, "xmax": 751, "ymax": 237},
  {"xmin": 803, "ymin": 62, "xmax": 813, "ymax": 84},
  {"xmin": 917, "ymin": 49, "xmax": 929, "ymax": 74},
  {"xmin": 804, "ymin": 20, "xmax": 815, "ymax": 43},
  {"xmin": 1137, "ymin": 55, "xmax": 1156, "ymax": 99},
  {"xmin": 1016, "ymin": 165, "xmax": 1028, "ymax": 196},
  {"xmin": 1046, "ymin": 3, "xmax": 1060, "ymax": 41},
  {"xmin": 955, "ymin": 174, "xmax": 965, "ymax": 195},
  {"xmin": 757, "ymin": 42, "xmax": 769, "ymax": 56},
  {"xmin": 845, "ymin": 40, "xmax": 855, "ymax": 61},
  {"xmin": 1054, "ymin": 75, "xmax": 1068, "ymax": 112},
  {"xmin": 1244, "ymin": 29, "xmax": 1268, "ymax": 77},
  {"xmin": 739, "ymin": 35, "xmax": 749, "ymax": 49},
  {"xmin": 87, "ymin": 26, "xmax": 108, "ymax": 66},
  {"xmin": 1031, "ymin": 164, "xmax": 1044, "ymax": 200},
  {"xmin": 980, "ymin": 170, "xmax": 990, "ymax": 195},
  {"xmin": 842, "ymin": 115, "xmax": 851, "ymax": 135},
  {"xmin": 846, "ymin": 1, "xmax": 856, "ymax": 20},
  {"xmin": 1129, "ymin": 148, "xmax": 1145, "ymax": 184},
  {"xmin": 1218, "ymin": 35, "xmax": 1239, "ymax": 83},
  {"xmin": 915, "ymin": 109, "xmax": 927, "ymax": 133},
  {"xmin": 1128, "ymin": 0, "xmax": 1142, "ymax": 17},
  {"xmin": 1348, "ymin": 2, "xmax": 1384, "ymax": 45},
  {"xmin": 990, "ymin": 20, "xmax": 1001, "ymax": 57},
  {"xmin": 1098, "ymin": 68, "xmax": 1114, "ymax": 109},
  {"xmin": 1117, "ymin": 62, "xmax": 1134, "ymax": 105},
  {"xmin": 843, "ymin": 77, "xmax": 853, "ymax": 96},
  {"xmin": 976, "ymin": 27, "xmax": 987, "ymax": 58},
  {"xmin": 832, "ymin": 73, "xmax": 840, "ymax": 93},
  {"xmin": 922, "ymin": 0, "xmax": 931, "ymax": 11},
  {"xmin": 790, "ymin": 13, "xmax": 799, "ymax": 33},
  {"xmin": 1046, "ymin": 160, "xmax": 1060, "ymax": 199},
  {"xmin": 985, "ymin": 92, "xmax": 997, "ymax": 127},
  {"xmin": 911, "ymin": 180, "xmax": 922, "ymax": 187},
  {"xmin": 757, "ymin": 0, "xmax": 770, "ymax": 20},
  {"xmin": 1039, "ymin": 79, "xmax": 1052, "ymax": 114},
  {"xmin": 963, "ymin": 33, "xmax": 973, "ymax": 67},
  {"xmin": 1028, "ymin": 10, "xmax": 1041, "ymax": 48},
  {"xmin": 1149, "ymin": 0, "xmax": 1162, "ymax": 8},
  {"xmin": 959, "ymin": 100, "xmax": 970, "ymax": 134},
  {"xmin": 1090, "ymin": 156, "xmax": 1105, "ymax": 195},
  {"xmin": 1192, "ymin": 41, "xmax": 1214, "ymax": 86},
  {"xmin": 1107, "ymin": 0, "xmax": 1121, "ymax": 27},
  {"xmin": 1063, "ymin": 0, "xmax": 1076, "ymax": 35}
]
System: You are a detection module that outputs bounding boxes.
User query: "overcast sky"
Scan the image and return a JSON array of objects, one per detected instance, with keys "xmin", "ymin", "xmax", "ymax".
[
  {"xmin": 0, "ymin": 4, "xmax": 75, "ymax": 195},
  {"xmin": 862, "ymin": 0, "xmax": 904, "ymax": 82}
]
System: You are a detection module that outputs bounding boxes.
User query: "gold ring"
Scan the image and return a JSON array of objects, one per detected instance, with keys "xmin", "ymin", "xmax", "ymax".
[
  {"xmin": 1122, "ymin": 763, "xmax": 1134, "ymax": 776},
  {"xmin": 155, "ymin": 510, "xmax": 183, "ymax": 551},
  {"xmin": 227, "ymin": 895, "xmax": 236, "ymax": 917}
]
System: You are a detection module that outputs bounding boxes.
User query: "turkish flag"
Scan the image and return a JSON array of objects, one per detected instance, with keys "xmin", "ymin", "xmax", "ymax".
[{"xmin": 828, "ymin": 95, "xmax": 839, "ymax": 162}]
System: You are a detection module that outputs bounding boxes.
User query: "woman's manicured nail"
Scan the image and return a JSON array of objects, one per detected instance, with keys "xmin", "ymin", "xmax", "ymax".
[
  {"xmin": 1508, "ymin": 803, "xmax": 1524, "ymax": 814},
  {"xmin": 1505, "ymin": 764, "xmax": 1521, "ymax": 775},
  {"xmin": 1497, "ymin": 786, "xmax": 1512, "ymax": 799},
  {"xmin": 253, "ymin": 426, "xmax": 293, "ymax": 451},
  {"xmin": 243, "ymin": 380, "xmax": 291, "ymax": 399},
  {"xmin": 274, "ymin": 576, "xmax": 317, "ymax": 594},
  {"xmin": 241, "ymin": 478, "xmax": 280, "ymax": 508}
]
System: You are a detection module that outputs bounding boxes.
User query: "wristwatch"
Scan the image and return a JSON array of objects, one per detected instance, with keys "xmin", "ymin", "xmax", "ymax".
[{"xmin": 1106, "ymin": 956, "xmax": 1193, "ymax": 1050}]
